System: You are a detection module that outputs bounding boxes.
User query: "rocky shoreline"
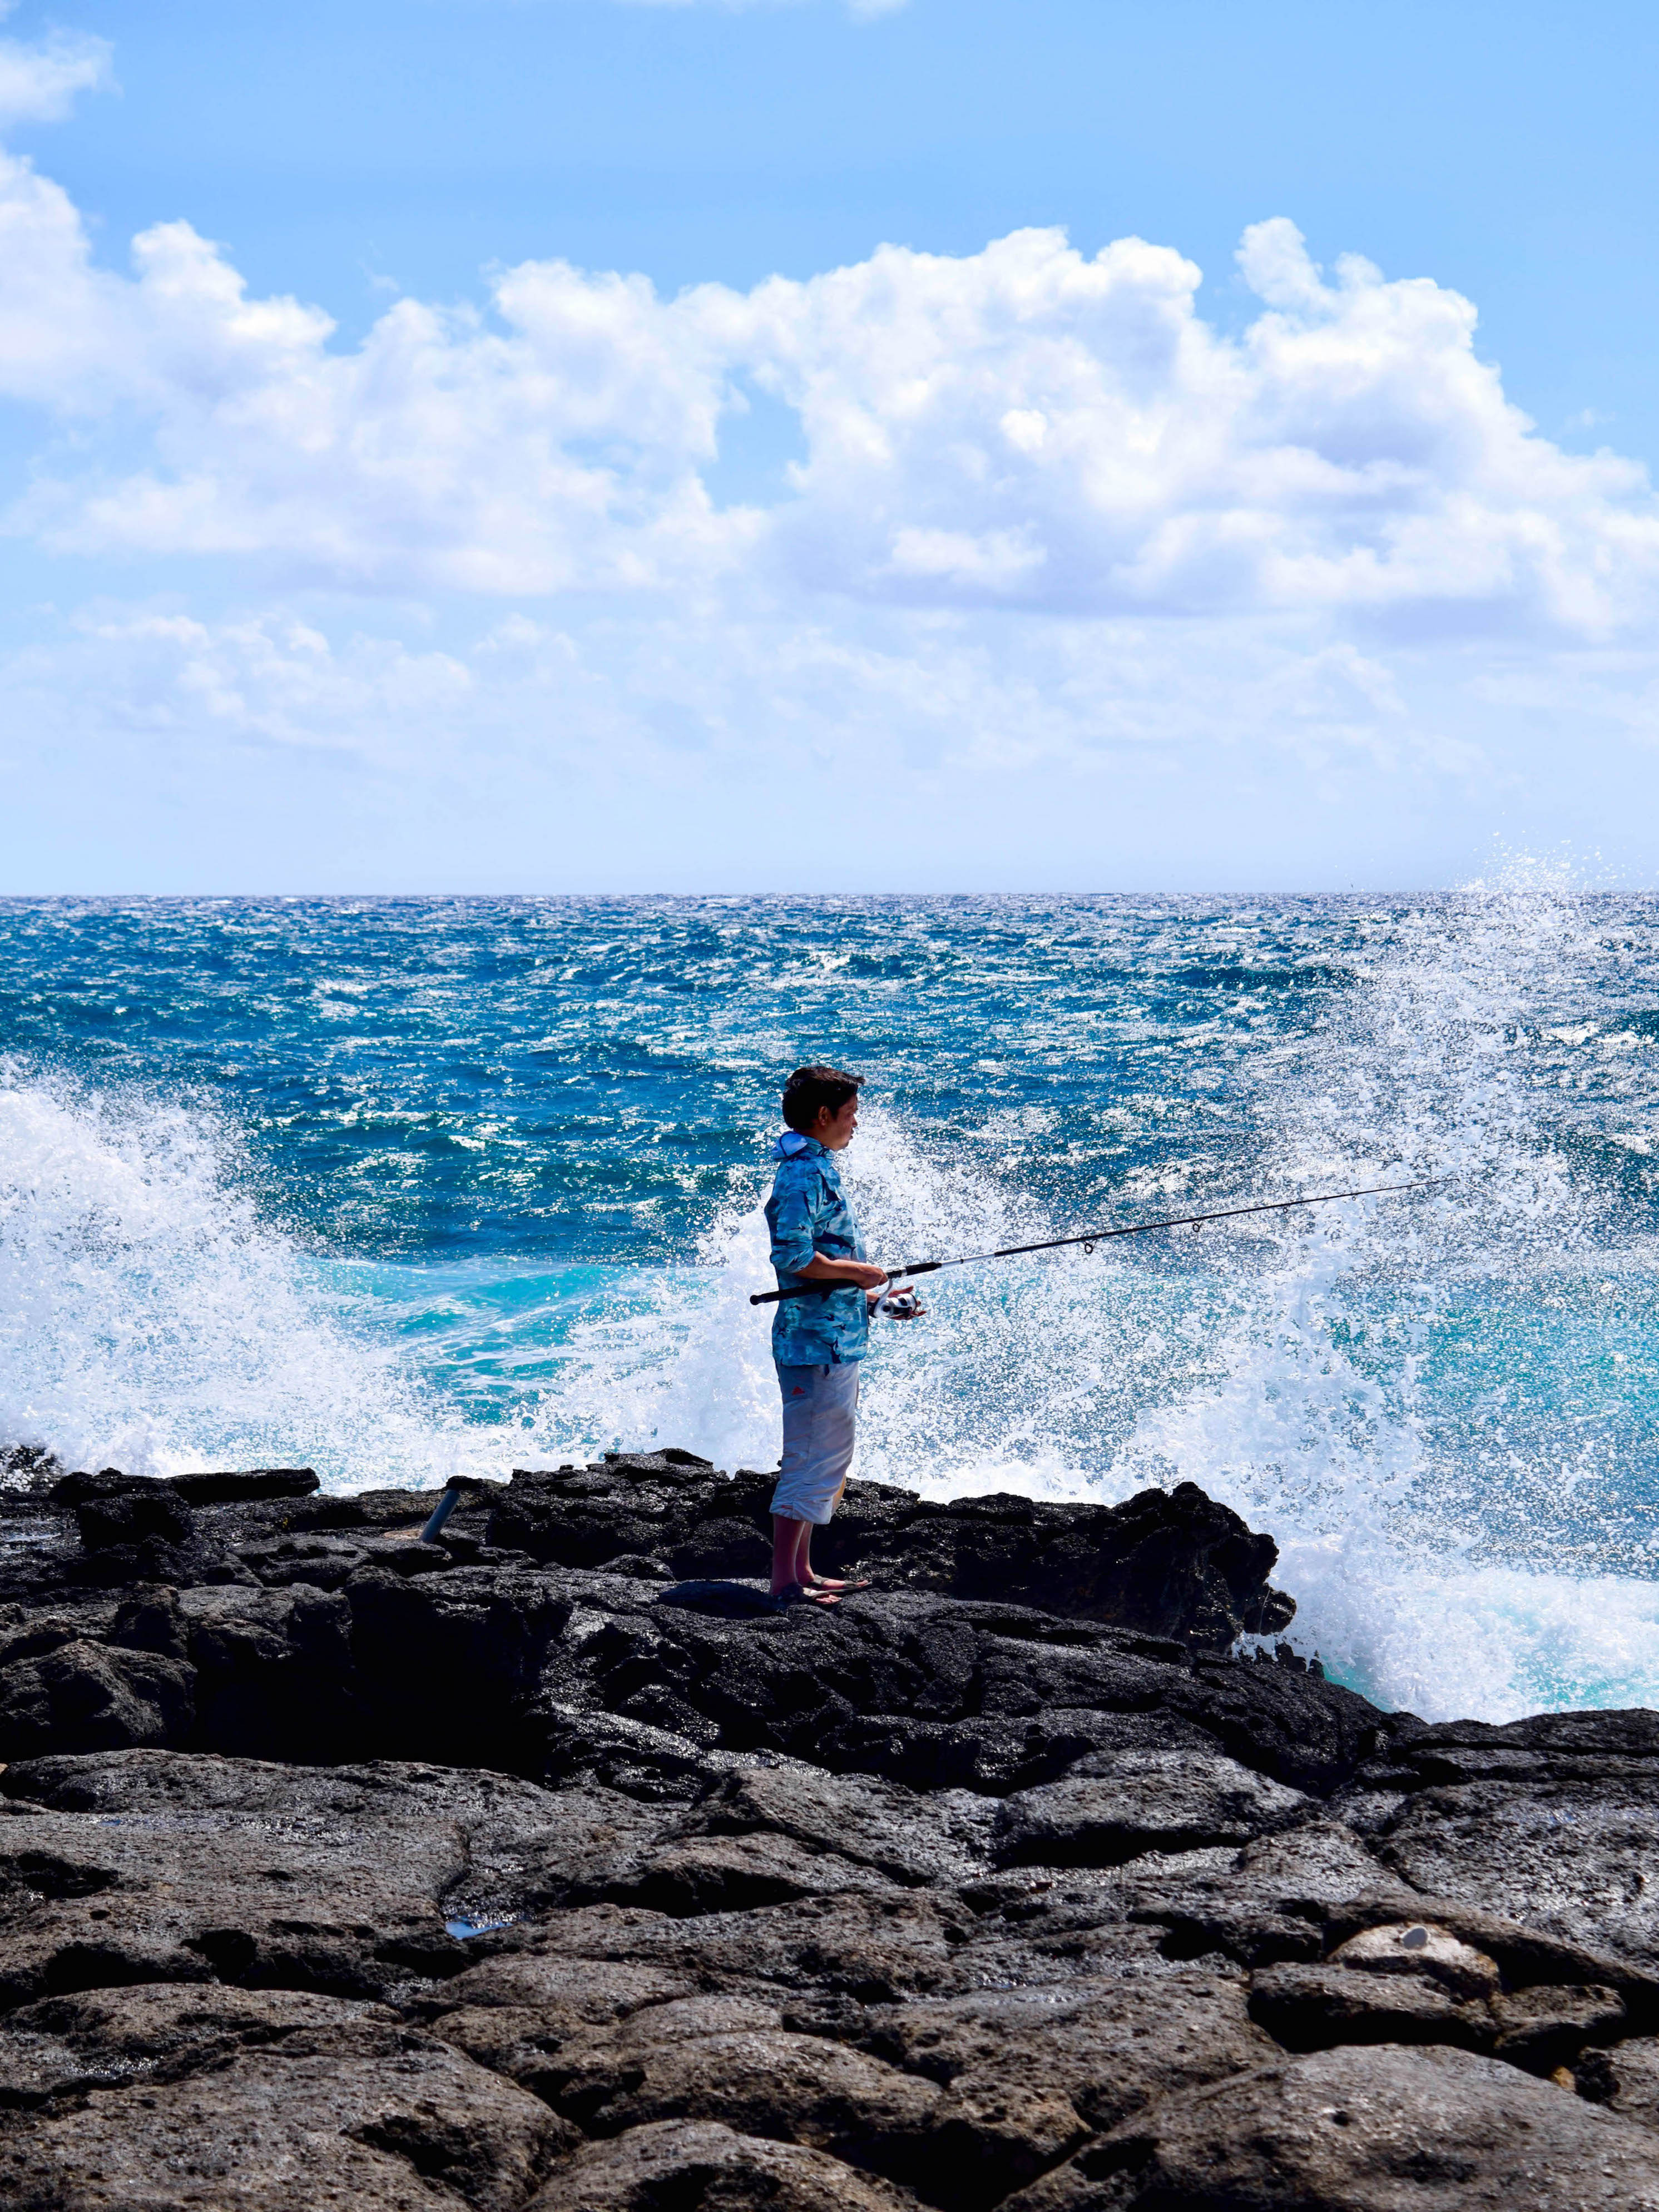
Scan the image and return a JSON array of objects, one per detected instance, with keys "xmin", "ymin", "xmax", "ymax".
[{"xmin": 1, "ymin": 1452, "xmax": 1657, "ymax": 2208}]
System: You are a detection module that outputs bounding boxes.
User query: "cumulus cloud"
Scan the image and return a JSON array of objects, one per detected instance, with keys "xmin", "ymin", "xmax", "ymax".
[
  {"xmin": 1, "ymin": 50, "xmax": 1658, "ymax": 889},
  {"xmin": 2, "ymin": 159, "xmax": 1654, "ymax": 641}
]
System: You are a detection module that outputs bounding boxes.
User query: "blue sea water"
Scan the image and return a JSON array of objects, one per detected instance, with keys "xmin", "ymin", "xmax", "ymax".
[{"xmin": 4, "ymin": 872, "xmax": 1659, "ymax": 1722}]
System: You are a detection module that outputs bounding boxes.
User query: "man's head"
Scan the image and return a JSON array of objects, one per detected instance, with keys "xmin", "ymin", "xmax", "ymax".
[{"xmin": 782, "ymin": 1064, "xmax": 864, "ymax": 1149}]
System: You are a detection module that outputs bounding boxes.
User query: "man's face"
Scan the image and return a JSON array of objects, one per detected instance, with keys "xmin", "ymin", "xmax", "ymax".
[{"xmin": 816, "ymin": 1096, "xmax": 859, "ymax": 1150}]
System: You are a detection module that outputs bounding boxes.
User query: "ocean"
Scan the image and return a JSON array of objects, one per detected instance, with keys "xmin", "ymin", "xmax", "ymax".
[{"xmin": 4, "ymin": 872, "xmax": 1658, "ymax": 1725}]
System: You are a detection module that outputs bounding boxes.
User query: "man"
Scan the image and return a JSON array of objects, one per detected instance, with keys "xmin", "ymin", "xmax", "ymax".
[{"xmin": 764, "ymin": 1063, "xmax": 921, "ymax": 1606}]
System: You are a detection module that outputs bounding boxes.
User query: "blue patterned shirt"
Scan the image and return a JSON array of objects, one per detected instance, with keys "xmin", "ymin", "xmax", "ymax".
[{"xmin": 765, "ymin": 1132, "xmax": 870, "ymax": 1365}]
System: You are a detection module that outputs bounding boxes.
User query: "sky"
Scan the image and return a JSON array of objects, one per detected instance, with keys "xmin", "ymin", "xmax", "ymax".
[{"xmin": 1, "ymin": 0, "xmax": 1657, "ymax": 893}]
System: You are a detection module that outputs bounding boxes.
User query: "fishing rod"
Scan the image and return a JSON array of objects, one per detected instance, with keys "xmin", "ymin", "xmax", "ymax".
[{"xmin": 749, "ymin": 1176, "xmax": 1449, "ymax": 1306}]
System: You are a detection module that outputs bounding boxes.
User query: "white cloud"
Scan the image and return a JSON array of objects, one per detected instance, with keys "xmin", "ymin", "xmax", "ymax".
[
  {"xmin": 12, "ymin": 586, "xmax": 1655, "ymax": 894},
  {"xmin": 0, "ymin": 17, "xmax": 110, "ymax": 126},
  {"xmin": 2, "ymin": 165, "xmax": 1653, "ymax": 642},
  {"xmin": 2, "ymin": 61, "xmax": 1659, "ymax": 889},
  {"xmin": 887, "ymin": 525, "xmax": 1046, "ymax": 588}
]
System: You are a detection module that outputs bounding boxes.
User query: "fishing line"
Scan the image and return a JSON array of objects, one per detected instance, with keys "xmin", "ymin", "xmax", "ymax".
[{"xmin": 749, "ymin": 1176, "xmax": 1450, "ymax": 1306}]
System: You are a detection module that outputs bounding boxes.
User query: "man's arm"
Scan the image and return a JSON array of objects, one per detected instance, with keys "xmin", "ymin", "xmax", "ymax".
[
  {"xmin": 770, "ymin": 1166, "xmax": 886, "ymax": 1290},
  {"xmin": 794, "ymin": 1252, "xmax": 888, "ymax": 1290}
]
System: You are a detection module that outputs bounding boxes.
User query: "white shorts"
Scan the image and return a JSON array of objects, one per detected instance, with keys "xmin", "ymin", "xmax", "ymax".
[{"xmin": 770, "ymin": 1361, "xmax": 861, "ymax": 1526}]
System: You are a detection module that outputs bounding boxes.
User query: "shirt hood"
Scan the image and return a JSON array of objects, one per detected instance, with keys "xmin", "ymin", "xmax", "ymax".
[{"xmin": 771, "ymin": 1131, "xmax": 823, "ymax": 1161}]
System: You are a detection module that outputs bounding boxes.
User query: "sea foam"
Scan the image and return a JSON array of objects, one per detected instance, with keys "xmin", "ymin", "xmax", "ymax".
[{"xmin": 4, "ymin": 872, "xmax": 1659, "ymax": 1722}]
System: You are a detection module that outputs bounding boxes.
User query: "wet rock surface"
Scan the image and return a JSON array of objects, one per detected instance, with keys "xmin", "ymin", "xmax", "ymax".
[{"xmin": 0, "ymin": 1454, "xmax": 1655, "ymax": 2209}]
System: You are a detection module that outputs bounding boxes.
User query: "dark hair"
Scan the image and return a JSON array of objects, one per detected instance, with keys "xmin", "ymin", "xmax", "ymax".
[{"xmin": 781, "ymin": 1064, "xmax": 864, "ymax": 1134}]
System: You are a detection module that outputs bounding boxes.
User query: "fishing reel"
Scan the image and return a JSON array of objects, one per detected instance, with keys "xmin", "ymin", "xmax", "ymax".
[{"xmin": 878, "ymin": 1283, "xmax": 924, "ymax": 1321}]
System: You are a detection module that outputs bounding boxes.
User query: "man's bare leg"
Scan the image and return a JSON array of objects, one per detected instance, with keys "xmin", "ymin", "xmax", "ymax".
[
  {"xmin": 799, "ymin": 1479, "xmax": 869, "ymax": 1591},
  {"xmin": 770, "ymin": 1513, "xmax": 803, "ymax": 1594},
  {"xmin": 771, "ymin": 1515, "xmax": 838, "ymax": 1604}
]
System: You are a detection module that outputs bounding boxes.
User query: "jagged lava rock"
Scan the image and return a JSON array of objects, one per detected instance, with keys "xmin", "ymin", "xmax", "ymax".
[
  {"xmin": 488, "ymin": 1457, "xmax": 1296, "ymax": 1650},
  {"xmin": 1007, "ymin": 2043, "xmax": 1659, "ymax": 2210},
  {"xmin": 0, "ymin": 1983, "xmax": 566, "ymax": 2210},
  {"xmin": 0, "ymin": 1451, "xmax": 1656, "ymax": 2210}
]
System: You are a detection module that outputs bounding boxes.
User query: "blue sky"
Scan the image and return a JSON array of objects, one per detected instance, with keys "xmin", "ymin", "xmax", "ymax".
[
  {"xmin": 2, "ymin": 1, "xmax": 1658, "ymax": 891},
  {"xmin": 24, "ymin": 1, "xmax": 1658, "ymax": 453}
]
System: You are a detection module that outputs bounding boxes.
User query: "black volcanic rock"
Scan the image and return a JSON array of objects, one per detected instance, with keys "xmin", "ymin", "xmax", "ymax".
[
  {"xmin": 529, "ymin": 2120, "xmax": 915, "ymax": 2211},
  {"xmin": 73, "ymin": 1480, "xmax": 196, "ymax": 1553},
  {"xmin": 165, "ymin": 1466, "xmax": 322, "ymax": 1506},
  {"xmin": 489, "ymin": 1462, "xmax": 1295, "ymax": 1651},
  {"xmin": 0, "ymin": 1632, "xmax": 195, "ymax": 1759},
  {"xmin": 0, "ymin": 1983, "xmax": 566, "ymax": 2210},
  {"xmin": 1008, "ymin": 2043, "xmax": 1659, "ymax": 2211},
  {"xmin": 0, "ymin": 1451, "xmax": 1657, "ymax": 2209},
  {"xmin": 48, "ymin": 1469, "xmax": 255, "ymax": 1592}
]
